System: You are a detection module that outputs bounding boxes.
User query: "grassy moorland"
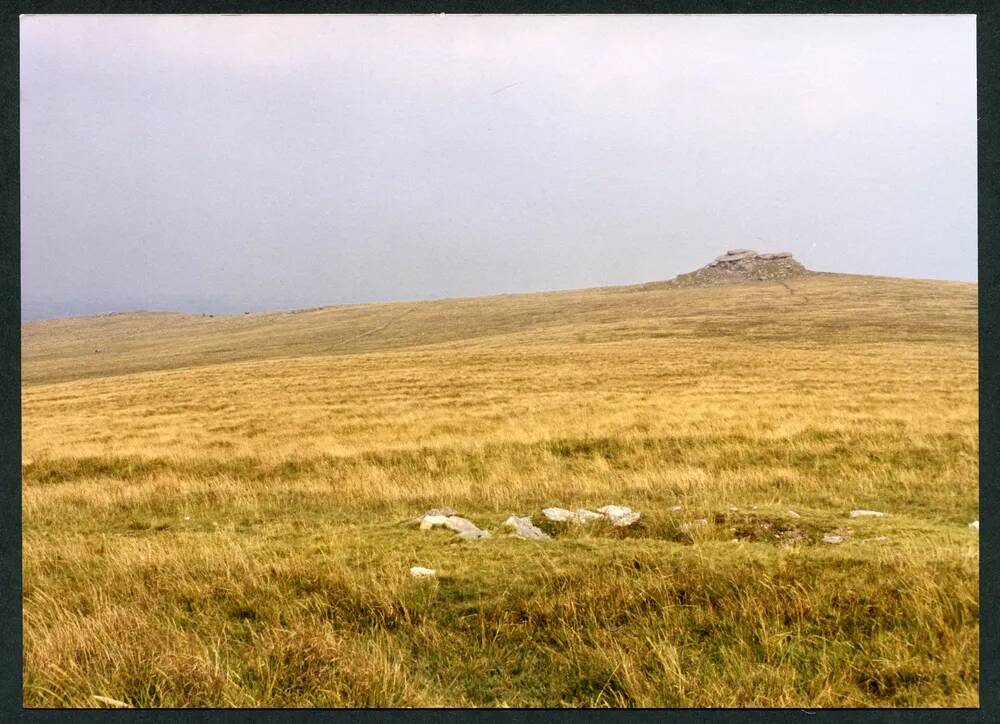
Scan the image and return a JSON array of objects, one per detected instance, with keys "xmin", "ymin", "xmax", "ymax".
[{"xmin": 21, "ymin": 272, "xmax": 978, "ymax": 707}]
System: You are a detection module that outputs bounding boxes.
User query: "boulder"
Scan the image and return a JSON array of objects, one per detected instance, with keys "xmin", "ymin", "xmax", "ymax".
[
  {"xmin": 596, "ymin": 505, "xmax": 642, "ymax": 527},
  {"xmin": 542, "ymin": 507, "xmax": 602, "ymax": 524},
  {"xmin": 418, "ymin": 514, "xmax": 490, "ymax": 539},
  {"xmin": 403, "ymin": 507, "xmax": 460, "ymax": 527},
  {"xmin": 419, "ymin": 515, "xmax": 451, "ymax": 530},
  {"xmin": 503, "ymin": 516, "xmax": 550, "ymax": 540}
]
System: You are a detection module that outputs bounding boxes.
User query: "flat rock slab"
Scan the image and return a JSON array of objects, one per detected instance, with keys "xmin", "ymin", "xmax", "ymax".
[
  {"xmin": 542, "ymin": 507, "xmax": 603, "ymax": 524},
  {"xmin": 409, "ymin": 566, "xmax": 436, "ymax": 578},
  {"xmin": 418, "ymin": 514, "xmax": 490, "ymax": 539},
  {"xmin": 419, "ymin": 515, "xmax": 451, "ymax": 530},
  {"xmin": 504, "ymin": 515, "xmax": 550, "ymax": 540},
  {"xmin": 457, "ymin": 529, "xmax": 491, "ymax": 540},
  {"xmin": 596, "ymin": 505, "xmax": 642, "ymax": 527},
  {"xmin": 849, "ymin": 510, "xmax": 888, "ymax": 518},
  {"xmin": 403, "ymin": 507, "xmax": 460, "ymax": 526}
]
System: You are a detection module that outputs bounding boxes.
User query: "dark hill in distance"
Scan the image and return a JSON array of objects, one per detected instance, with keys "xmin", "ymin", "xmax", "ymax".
[{"xmin": 21, "ymin": 255, "xmax": 976, "ymax": 385}]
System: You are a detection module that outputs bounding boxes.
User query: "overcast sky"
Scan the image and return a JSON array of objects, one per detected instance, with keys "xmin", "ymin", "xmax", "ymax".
[{"xmin": 20, "ymin": 14, "xmax": 977, "ymax": 320}]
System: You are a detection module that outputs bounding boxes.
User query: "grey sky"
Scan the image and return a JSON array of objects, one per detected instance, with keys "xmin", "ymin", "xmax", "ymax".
[{"xmin": 20, "ymin": 14, "xmax": 977, "ymax": 320}]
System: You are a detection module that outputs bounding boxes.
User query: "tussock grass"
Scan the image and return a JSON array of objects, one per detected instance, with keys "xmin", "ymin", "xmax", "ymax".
[{"xmin": 22, "ymin": 274, "xmax": 978, "ymax": 707}]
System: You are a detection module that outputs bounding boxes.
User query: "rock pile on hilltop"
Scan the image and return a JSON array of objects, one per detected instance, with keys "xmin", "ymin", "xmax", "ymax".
[{"xmin": 673, "ymin": 249, "xmax": 809, "ymax": 286}]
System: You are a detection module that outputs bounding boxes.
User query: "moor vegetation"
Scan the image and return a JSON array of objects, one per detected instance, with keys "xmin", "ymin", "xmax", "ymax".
[{"xmin": 21, "ymin": 273, "xmax": 978, "ymax": 707}]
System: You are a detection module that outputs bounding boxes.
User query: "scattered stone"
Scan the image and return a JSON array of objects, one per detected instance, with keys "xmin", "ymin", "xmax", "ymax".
[
  {"xmin": 456, "ymin": 529, "xmax": 491, "ymax": 541},
  {"xmin": 969, "ymin": 520, "xmax": 979, "ymax": 531},
  {"xmin": 409, "ymin": 566, "xmax": 436, "ymax": 578},
  {"xmin": 822, "ymin": 534, "xmax": 843, "ymax": 544},
  {"xmin": 610, "ymin": 511, "xmax": 641, "ymax": 527},
  {"xmin": 849, "ymin": 510, "xmax": 887, "ymax": 518},
  {"xmin": 503, "ymin": 516, "xmax": 550, "ymax": 540},
  {"xmin": 786, "ymin": 510, "xmax": 801, "ymax": 518},
  {"xmin": 441, "ymin": 516, "xmax": 488, "ymax": 536},
  {"xmin": 542, "ymin": 507, "xmax": 602, "ymax": 524},
  {"xmin": 419, "ymin": 515, "xmax": 451, "ymax": 531},
  {"xmin": 596, "ymin": 505, "xmax": 642, "ymax": 526},
  {"xmin": 415, "ymin": 513, "xmax": 490, "ymax": 539},
  {"xmin": 404, "ymin": 507, "xmax": 460, "ymax": 527}
]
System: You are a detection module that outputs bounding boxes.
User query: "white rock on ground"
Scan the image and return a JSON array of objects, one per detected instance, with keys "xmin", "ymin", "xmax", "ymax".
[
  {"xmin": 417, "ymin": 514, "xmax": 490, "ymax": 539},
  {"xmin": 822, "ymin": 534, "xmax": 843, "ymax": 544},
  {"xmin": 668, "ymin": 505, "xmax": 684, "ymax": 512},
  {"xmin": 969, "ymin": 520, "xmax": 979, "ymax": 531},
  {"xmin": 419, "ymin": 515, "xmax": 451, "ymax": 530},
  {"xmin": 409, "ymin": 566, "xmax": 436, "ymax": 578},
  {"xmin": 610, "ymin": 511, "xmax": 642, "ymax": 527},
  {"xmin": 542, "ymin": 507, "xmax": 603, "ymax": 524},
  {"xmin": 404, "ymin": 507, "xmax": 459, "ymax": 526},
  {"xmin": 596, "ymin": 505, "xmax": 643, "ymax": 527},
  {"xmin": 456, "ymin": 529, "xmax": 491, "ymax": 540},
  {"xmin": 503, "ymin": 516, "xmax": 550, "ymax": 540},
  {"xmin": 849, "ymin": 510, "xmax": 887, "ymax": 518},
  {"xmin": 786, "ymin": 510, "xmax": 801, "ymax": 518}
]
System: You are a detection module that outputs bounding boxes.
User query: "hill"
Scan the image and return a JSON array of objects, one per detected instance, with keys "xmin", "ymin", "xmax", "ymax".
[
  {"xmin": 21, "ymin": 270, "xmax": 979, "ymax": 708},
  {"xmin": 22, "ymin": 272, "xmax": 976, "ymax": 385}
]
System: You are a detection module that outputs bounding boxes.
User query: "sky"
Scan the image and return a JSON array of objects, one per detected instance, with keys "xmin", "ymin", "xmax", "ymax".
[{"xmin": 20, "ymin": 14, "xmax": 977, "ymax": 320}]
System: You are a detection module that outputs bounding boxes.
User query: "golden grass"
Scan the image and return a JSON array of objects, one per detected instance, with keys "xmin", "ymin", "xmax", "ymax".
[{"xmin": 21, "ymin": 273, "xmax": 978, "ymax": 707}]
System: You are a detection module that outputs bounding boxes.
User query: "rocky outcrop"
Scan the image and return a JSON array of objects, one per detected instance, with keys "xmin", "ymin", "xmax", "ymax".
[{"xmin": 673, "ymin": 249, "xmax": 809, "ymax": 286}]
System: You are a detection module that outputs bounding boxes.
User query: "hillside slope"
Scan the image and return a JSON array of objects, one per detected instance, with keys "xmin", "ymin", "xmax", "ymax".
[
  {"xmin": 21, "ymin": 271, "xmax": 979, "ymax": 707},
  {"xmin": 22, "ymin": 273, "xmax": 976, "ymax": 384}
]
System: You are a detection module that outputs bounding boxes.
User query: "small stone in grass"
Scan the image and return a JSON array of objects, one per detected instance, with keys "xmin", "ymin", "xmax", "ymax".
[
  {"xmin": 611, "ymin": 511, "xmax": 642, "ymax": 527},
  {"xmin": 542, "ymin": 507, "xmax": 602, "ymax": 524},
  {"xmin": 456, "ymin": 529, "xmax": 491, "ymax": 540},
  {"xmin": 786, "ymin": 510, "xmax": 801, "ymax": 518},
  {"xmin": 969, "ymin": 520, "xmax": 979, "ymax": 531},
  {"xmin": 849, "ymin": 509, "xmax": 887, "ymax": 518},
  {"xmin": 410, "ymin": 566, "xmax": 436, "ymax": 578},
  {"xmin": 503, "ymin": 516, "xmax": 550, "ymax": 540},
  {"xmin": 419, "ymin": 515, "xmax": 450, "ymax": 531},
  {"xmin": 822, "ymin": 534, "xmax": 843, "ymax": 544},
  {"xmin": 597, "ymin": 505, "xmax": 643, "ymax": 527}
]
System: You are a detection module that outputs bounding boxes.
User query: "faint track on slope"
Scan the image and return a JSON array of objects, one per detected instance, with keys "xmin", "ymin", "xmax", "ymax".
[{"xmin": 329, "ymin": 307, "xmax": 417, "ymax": 351}]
